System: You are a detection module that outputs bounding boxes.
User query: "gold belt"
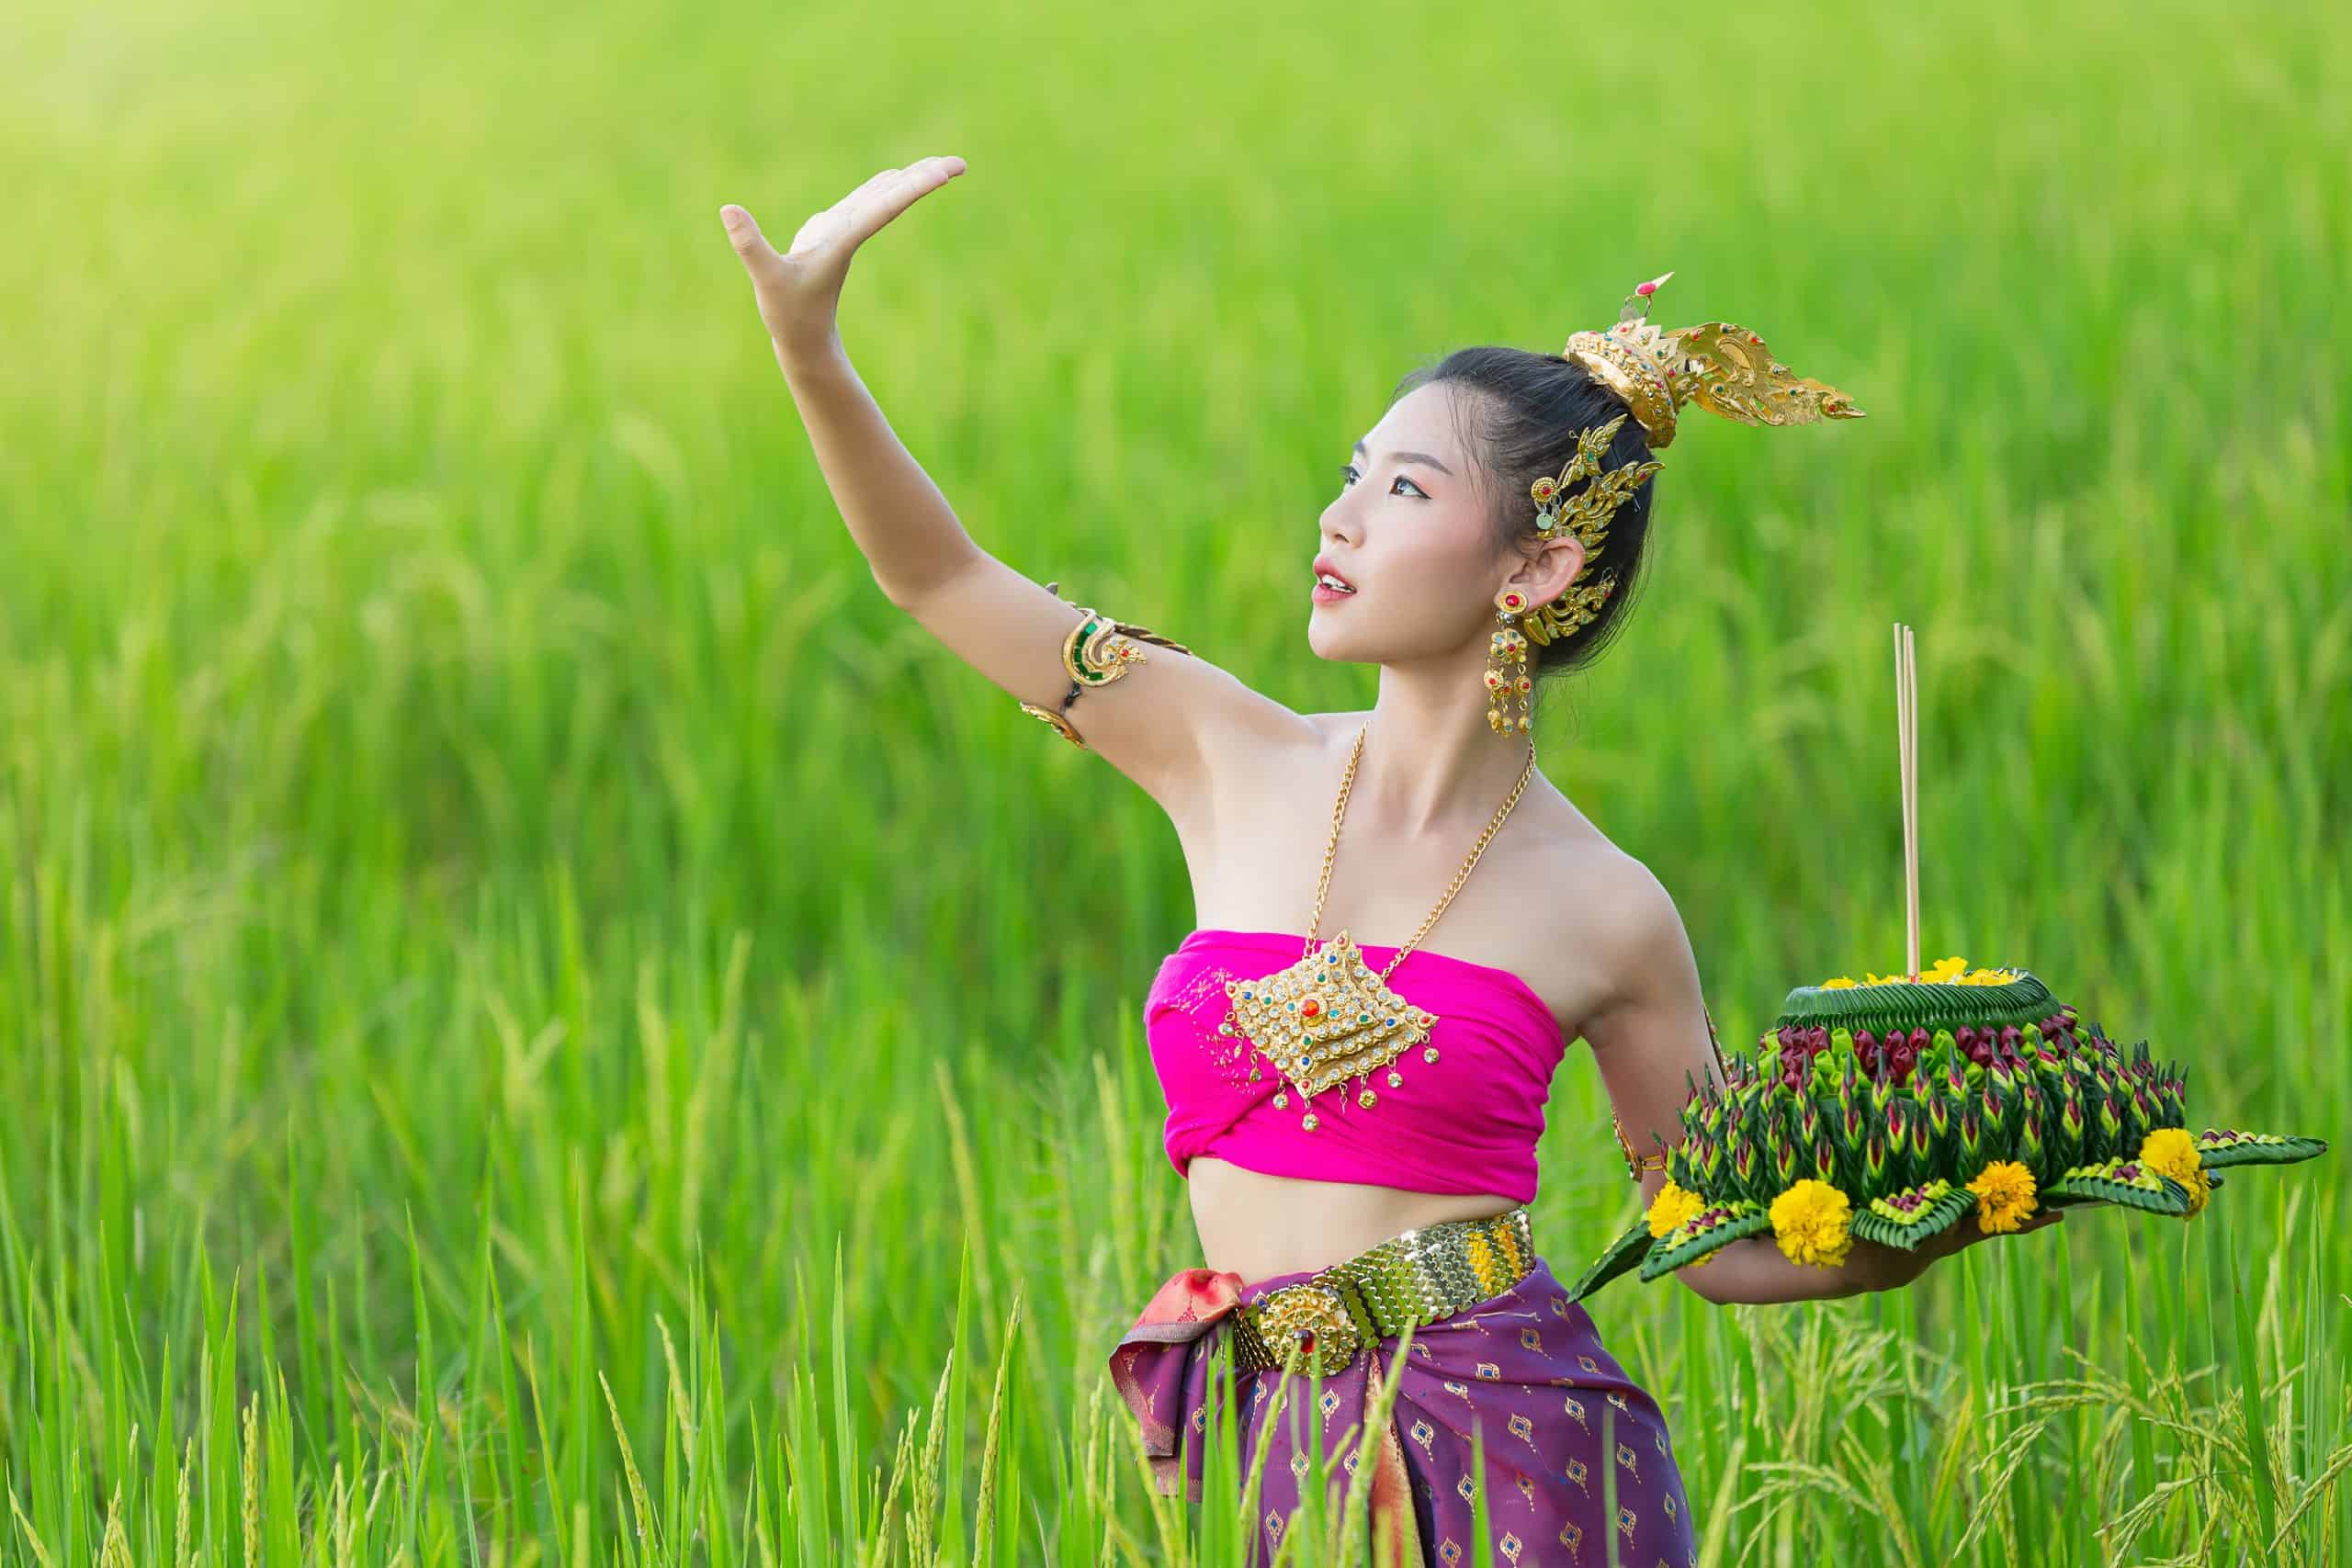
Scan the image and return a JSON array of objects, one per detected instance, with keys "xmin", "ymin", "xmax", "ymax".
[{"xmin": 1227, "ymin": 1206, "xmax": 1536, "ymax": 1379}]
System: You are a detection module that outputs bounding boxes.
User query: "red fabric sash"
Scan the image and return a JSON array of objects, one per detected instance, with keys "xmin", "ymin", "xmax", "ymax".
[{"xmin": 1106, "ymin": 1267, "xmax": 1423, "ymax": 1566}]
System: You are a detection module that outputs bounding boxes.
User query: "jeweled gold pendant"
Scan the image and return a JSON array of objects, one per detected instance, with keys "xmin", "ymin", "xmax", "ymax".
[{"xmin": 1216, "ymin": 930, "xmax": 1439, "ymax": 1128}]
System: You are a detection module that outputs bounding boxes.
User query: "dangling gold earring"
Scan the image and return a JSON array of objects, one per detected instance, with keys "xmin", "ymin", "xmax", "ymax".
[{"xmin": 1486, "ymin": 589, "xmax": 1534, "ymax": 738}]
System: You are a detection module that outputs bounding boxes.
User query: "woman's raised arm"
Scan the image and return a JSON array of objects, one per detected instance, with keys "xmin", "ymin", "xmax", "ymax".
[{"xmin": 718, "ymin": 158, "xmax": 1305, "ymax": 814}]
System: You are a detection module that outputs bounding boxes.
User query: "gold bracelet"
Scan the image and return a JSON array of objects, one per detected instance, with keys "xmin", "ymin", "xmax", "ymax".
[{"xmin": 1611, "ymin": 1111, "xmax": 1672, "ymax": 1179}]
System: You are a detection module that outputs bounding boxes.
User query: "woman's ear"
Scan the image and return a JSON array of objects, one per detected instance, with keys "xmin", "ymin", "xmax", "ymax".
[{"xmin": 1506, "ymin": 533, "xmax": 1588, "ymax": 606}]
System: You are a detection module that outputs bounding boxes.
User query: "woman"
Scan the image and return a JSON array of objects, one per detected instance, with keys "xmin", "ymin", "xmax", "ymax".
[{"xmin": 718, "ymin": 158, "xmax": 2059, "ymax": 1567}]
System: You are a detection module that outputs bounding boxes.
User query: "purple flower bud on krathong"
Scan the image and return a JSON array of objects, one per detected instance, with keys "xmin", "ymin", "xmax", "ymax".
[
  {"xmin": 1910, "ymin": 1027, "xmax": 1931, "ymax": 1054},
  {"xmin": 1955, "ymin": 1026, "xmax": 1977, "ymax": 1054}
]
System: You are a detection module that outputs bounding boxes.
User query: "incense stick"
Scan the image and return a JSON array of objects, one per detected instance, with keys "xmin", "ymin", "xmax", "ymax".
[{"xmin": 1894, "ymin": 622, "xmax": 1919, "ymax": 977}]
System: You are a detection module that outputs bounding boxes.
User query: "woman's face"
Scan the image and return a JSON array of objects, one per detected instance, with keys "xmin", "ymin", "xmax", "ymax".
[{"xmin": 1308, "ymin": 382, "xmax": 1581, "ymax": 666}]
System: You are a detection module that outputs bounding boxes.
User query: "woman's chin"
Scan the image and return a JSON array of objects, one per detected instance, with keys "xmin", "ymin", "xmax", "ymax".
[{"xmin": 1305, "ymin": 625, "xmax": 1371, "ymax": 662}]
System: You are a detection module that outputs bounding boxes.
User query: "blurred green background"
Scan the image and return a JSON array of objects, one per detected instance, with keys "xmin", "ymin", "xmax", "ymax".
[{"xmin": 2, "ymin": 0, "xmax": 2346, "ymax": 1559}]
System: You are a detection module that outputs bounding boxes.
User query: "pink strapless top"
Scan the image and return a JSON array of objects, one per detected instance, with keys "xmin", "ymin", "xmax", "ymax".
[{"xmin": 1144, "ymin": 928, "xmax": 1570, "ymax": 1202}]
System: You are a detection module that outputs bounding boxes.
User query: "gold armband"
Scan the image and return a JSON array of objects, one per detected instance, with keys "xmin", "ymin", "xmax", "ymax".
[{"xmin": 1016, "ymin": 581, "xmax": 1192, "ymax": 750}]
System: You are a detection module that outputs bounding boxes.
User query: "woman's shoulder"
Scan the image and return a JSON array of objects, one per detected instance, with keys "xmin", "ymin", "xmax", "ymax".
[
  {"xmin": 1528, "ymin": 793, "xmax": 1679, "ymax": 934},
  {"xmin": 1503, "ymin": 780, "xmax": 1697, "ymax": 1010}
]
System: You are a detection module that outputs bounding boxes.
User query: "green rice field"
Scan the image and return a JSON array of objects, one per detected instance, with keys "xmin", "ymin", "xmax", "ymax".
[{"xmin": 2, "ymin": 0, "xmax": 2346, "ymax": 1560}]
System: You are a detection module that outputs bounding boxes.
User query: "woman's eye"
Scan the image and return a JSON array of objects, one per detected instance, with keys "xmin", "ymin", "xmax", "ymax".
[{"xmin": 1336, "ymin": 464, "xmax": 1426, "ymax": 498}]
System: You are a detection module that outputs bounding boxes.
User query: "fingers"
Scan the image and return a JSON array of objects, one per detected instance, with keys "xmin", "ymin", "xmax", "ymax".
[
  {"xmin": 721, "ymin": 157, "xmax": 966, "ymax": 294},
  {"xmin": 1921, "ymin": 1224, "xmax": 1976, "ymax": 1261},
  {"xmin": 834, "ymin": 155, "xmax": 967, "ymax": 246},
  {"xmin": 1956, "ymin": 1209, "xmax": 2064, "ymax": 1252},
  {"xmin": 789, "ymin": 167, "xmax": 904, "ymax": 256}
]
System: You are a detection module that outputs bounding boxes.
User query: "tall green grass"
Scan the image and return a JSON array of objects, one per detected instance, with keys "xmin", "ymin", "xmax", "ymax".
[{"xmin": 2, "ymin": 0, "xmax": 2346, "ymax": 1558}]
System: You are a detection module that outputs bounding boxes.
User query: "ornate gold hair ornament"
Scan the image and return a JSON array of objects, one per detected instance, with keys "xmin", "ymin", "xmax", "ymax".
[
  {"xmin": 1515, "ymin": 272, "xmax": 1867, "ymax": 648},
  {"xmin": 1562, "ymin": 270, "xmax": 1866, "ymax": 450}
]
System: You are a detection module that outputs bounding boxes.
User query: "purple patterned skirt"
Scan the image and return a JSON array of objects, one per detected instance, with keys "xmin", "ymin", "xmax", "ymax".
[{"xmin": 1110, "ymin": 1252, "xmax": 1699, "ymax": 1567}]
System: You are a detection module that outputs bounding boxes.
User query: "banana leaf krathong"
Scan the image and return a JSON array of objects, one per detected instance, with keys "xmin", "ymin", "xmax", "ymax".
[{"xmin": 1568, "ymin": 961, "xmax": 2328, "ymax": 1300}]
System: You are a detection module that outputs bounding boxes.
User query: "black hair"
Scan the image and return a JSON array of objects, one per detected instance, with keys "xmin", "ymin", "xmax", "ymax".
[{"xmin": 1390, "ymin": 348, "xmax": 1659, "ymax": 683}]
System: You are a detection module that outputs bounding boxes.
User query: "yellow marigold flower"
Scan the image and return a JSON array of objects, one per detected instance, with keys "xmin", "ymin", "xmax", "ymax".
[
  {"xmin": 1820, "ymin": 976, "xmax": 1857, "ymax": 989},
  {"xmin": 1845, "ymin": 955, "xmax": 2018, "ymax": 988},
  {"xmin": 1646, "ymin": 1179, "xmax": 1705, "ymax": 1238},
  {"xmin": 1968, "ymin": 1159, "xmax": 2039, "ymax": 1232},
  {"xmin": 2138, "ymin": 1127, "xmax": 2211, "ymax": 1217},
  {"xmin": 1768, "ymin": 1179, "xmax": 1854, "ymax": 1268}
]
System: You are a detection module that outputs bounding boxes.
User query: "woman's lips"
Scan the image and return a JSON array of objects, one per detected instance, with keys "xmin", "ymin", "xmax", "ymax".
[{"xmin": 1312, "ymin": 581, "xmax": 1355, "ymax": 604}]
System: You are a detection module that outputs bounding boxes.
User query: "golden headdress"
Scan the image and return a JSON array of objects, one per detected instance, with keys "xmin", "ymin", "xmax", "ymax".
[
  {"xmin": 1563, "ymin": 270, "xmax": 1865, "ymax": 449},
  {"xmin": 1515, "ymin": 272, "xmax": 1867, "ymax": 648}
]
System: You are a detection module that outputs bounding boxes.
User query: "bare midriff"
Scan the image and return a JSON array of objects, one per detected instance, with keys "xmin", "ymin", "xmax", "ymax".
[{"xmin": 1186, "ymin": 1156, "xmax": 1523, "ymax": 1281}]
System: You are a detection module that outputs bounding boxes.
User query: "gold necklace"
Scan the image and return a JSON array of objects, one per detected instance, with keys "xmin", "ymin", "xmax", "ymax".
[{"xmin": 1218, "ymin": 724, "xmax": 1538, "ymax": 1131}]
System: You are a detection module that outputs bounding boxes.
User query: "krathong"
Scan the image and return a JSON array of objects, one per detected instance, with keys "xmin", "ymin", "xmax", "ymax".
[
  {"xmin": 1568, "ymin": 956, "xmax": 2328, "ymax": 1300},
  {"xmin": 1570, "ymin": 625, "xmax": 2326, "ymax": 1300}
]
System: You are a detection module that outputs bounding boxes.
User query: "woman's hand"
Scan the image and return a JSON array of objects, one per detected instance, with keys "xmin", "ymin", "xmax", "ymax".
[
  {"xmin": 719, "ymin": 155, "xmax": 967, "ymax": 365},
  {"xmin": 1844, "ymin": 1205, "xmax": 2065, "ymax": 1293}
]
